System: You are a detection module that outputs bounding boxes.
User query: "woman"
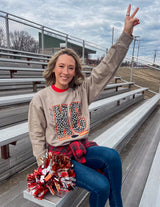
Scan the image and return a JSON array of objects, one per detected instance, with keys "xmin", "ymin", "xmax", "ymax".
[{"xmin": 28, "ymin": 4, "xmax": 139, "ymax": 207}]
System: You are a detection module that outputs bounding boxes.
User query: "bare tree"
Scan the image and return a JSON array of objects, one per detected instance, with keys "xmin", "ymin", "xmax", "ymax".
[
  {"xmin": 0, "ymin": 27, "xmax": 6, "ymax": 47},
  {"xmin": 10, "ymin": 30, "xmax": 39, "ymax": 52}
]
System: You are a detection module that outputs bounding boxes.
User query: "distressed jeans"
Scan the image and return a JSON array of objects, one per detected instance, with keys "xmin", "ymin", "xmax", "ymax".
[{"xmin": 72, "ymin": 146, "xmax": 123, "ymax": 207}]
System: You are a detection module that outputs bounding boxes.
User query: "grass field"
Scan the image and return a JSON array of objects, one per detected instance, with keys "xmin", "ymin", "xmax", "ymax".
[{"xmin": 116, "ymin": 67, "xmax": 160, "ymax": 98}]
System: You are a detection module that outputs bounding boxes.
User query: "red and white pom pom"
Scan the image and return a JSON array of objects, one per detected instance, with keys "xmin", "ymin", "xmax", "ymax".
[{"xmin": 27, "ymin": 152, "xmax": 76, "ymax": 200}]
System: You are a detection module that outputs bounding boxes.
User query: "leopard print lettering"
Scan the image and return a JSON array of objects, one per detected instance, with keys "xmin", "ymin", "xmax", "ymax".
[
  {"xmin": 70, "ymin": 102, "xmax": 86, "ymax": 133},
  {"xmin": 53, "ymin": 104, "xmax": 72, "ymax": 138},
  {"xmin": 52, "ymin": 102, "xmax": 86, "ymax": 140}
]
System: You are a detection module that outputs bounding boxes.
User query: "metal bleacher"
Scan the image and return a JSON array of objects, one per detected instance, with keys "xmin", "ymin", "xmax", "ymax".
[{"xmin": 0, "ymin": 48, "xmax": 160, "ymax": 207}]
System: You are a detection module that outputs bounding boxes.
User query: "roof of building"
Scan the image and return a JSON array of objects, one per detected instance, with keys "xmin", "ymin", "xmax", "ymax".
[{"xmin": 39, "ymin": 33, "xmax": 96, "ymax": 57}]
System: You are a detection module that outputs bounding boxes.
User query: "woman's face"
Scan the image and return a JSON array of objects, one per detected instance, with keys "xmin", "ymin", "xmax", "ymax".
[{"xmin": 53, "ymin": 54, "xmax": 76, "ymax": 89}]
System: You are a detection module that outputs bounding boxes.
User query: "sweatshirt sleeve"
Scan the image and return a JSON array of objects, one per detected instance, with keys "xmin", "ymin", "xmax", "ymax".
[
  {"xmin": 28, "ymin": 95, "xmax": 47, "ymax": 166},
  {"xmin": 83, "ymin": 32, "xmax": 133, "ymax": 104}
]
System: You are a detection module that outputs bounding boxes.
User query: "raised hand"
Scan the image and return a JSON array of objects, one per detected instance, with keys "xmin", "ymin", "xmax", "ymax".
[{"xmin": 123, "ymin": 4, "xmax": 140, "ymax": 35}]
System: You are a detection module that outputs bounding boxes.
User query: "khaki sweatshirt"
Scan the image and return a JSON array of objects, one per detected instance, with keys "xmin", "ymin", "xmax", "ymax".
[{"xmin": 28, "ymin": 32, "xmax": 133, "ymax": 164}]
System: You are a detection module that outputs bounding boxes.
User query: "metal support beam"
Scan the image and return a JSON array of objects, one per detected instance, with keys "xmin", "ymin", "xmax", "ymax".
[
  {"xmin": 5, "ymin": 13, "xmax": 10, "ymax": 48},
  {"xmin": 130, "ymin": 36, "xmax": 140, "ymax": 82},
  {"xmin": 65, "ymin": 34, "xmax": 68, "ymax": 48},
  {"xmin": 41, "ymin": 26, "xmax": 44, "ymax": 54},
  {"xmin": 82, "ymin": 40, "xmax": 85, "ymax": 64}
]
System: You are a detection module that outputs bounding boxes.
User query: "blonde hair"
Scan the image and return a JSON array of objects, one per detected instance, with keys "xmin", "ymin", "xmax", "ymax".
[{"xmin": 43, "ymin": 48, "xmax": 85, "ymax": 88}]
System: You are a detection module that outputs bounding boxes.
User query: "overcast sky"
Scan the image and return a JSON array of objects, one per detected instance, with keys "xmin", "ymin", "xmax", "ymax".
[{"xmin": 0, "ymin": 0, "xmax": 160, "ymax": 64}]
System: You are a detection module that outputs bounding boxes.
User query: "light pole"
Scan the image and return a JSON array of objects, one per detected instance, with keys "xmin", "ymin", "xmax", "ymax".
[
  {"xmin": 153, "ymin": 50, "xmax": 157, "ymax": 65},
  {"xmin": 136, "ymin": 39, "xmax": 142, "ymax": 68},
  {"xmin": 153, "ymin": 50, "xmax": 160, "ymax": 65},
  {"xmin": 130, "ymin": 35, "xmax": 140, "ymax": 81}
]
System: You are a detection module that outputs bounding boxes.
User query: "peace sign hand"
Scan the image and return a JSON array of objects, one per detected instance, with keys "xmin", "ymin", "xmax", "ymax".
[{"xmin": 123, "ymin": 4, "xmax": 140, "ymax": 36}]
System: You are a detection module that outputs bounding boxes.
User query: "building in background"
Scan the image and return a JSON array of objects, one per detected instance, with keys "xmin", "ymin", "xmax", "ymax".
[{"xmin": 39, "ymin": 32, "xmax": 96, "ymax": 61}]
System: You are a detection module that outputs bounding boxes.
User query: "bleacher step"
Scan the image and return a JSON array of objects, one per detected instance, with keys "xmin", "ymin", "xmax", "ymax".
[
  {"xmin": 94, "ymin": 94, "xmax": 160, "ymax": 149},
  {"xmin": 138, "ymin": 110, "xmax": 160, "ymax": 207},
  {"xmin": 121, "ymin": 106, "xmax": 160, "ymax": 206}
]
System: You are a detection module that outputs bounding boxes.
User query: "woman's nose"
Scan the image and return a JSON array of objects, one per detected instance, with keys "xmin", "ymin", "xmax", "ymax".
[{"xmin": 63, "ymin": 67, "xmax": 69, "ymax": 74}]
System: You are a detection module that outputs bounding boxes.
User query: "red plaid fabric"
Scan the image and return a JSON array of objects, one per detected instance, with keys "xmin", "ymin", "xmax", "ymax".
[{"xmin": 48, "ymin": 138, "xmax": 98, "ymax": 163}]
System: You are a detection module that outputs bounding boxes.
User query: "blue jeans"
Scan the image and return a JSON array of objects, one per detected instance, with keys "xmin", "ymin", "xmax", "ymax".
[{"xmin": 71, "ymin": 146, "xmax": 123, "ymax": 207}]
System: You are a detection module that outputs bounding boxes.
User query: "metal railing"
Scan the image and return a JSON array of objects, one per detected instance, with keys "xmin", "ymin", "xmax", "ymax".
[{"xmin": 0, "ymin": 10, "xmax": 107, "ymax": 64}]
